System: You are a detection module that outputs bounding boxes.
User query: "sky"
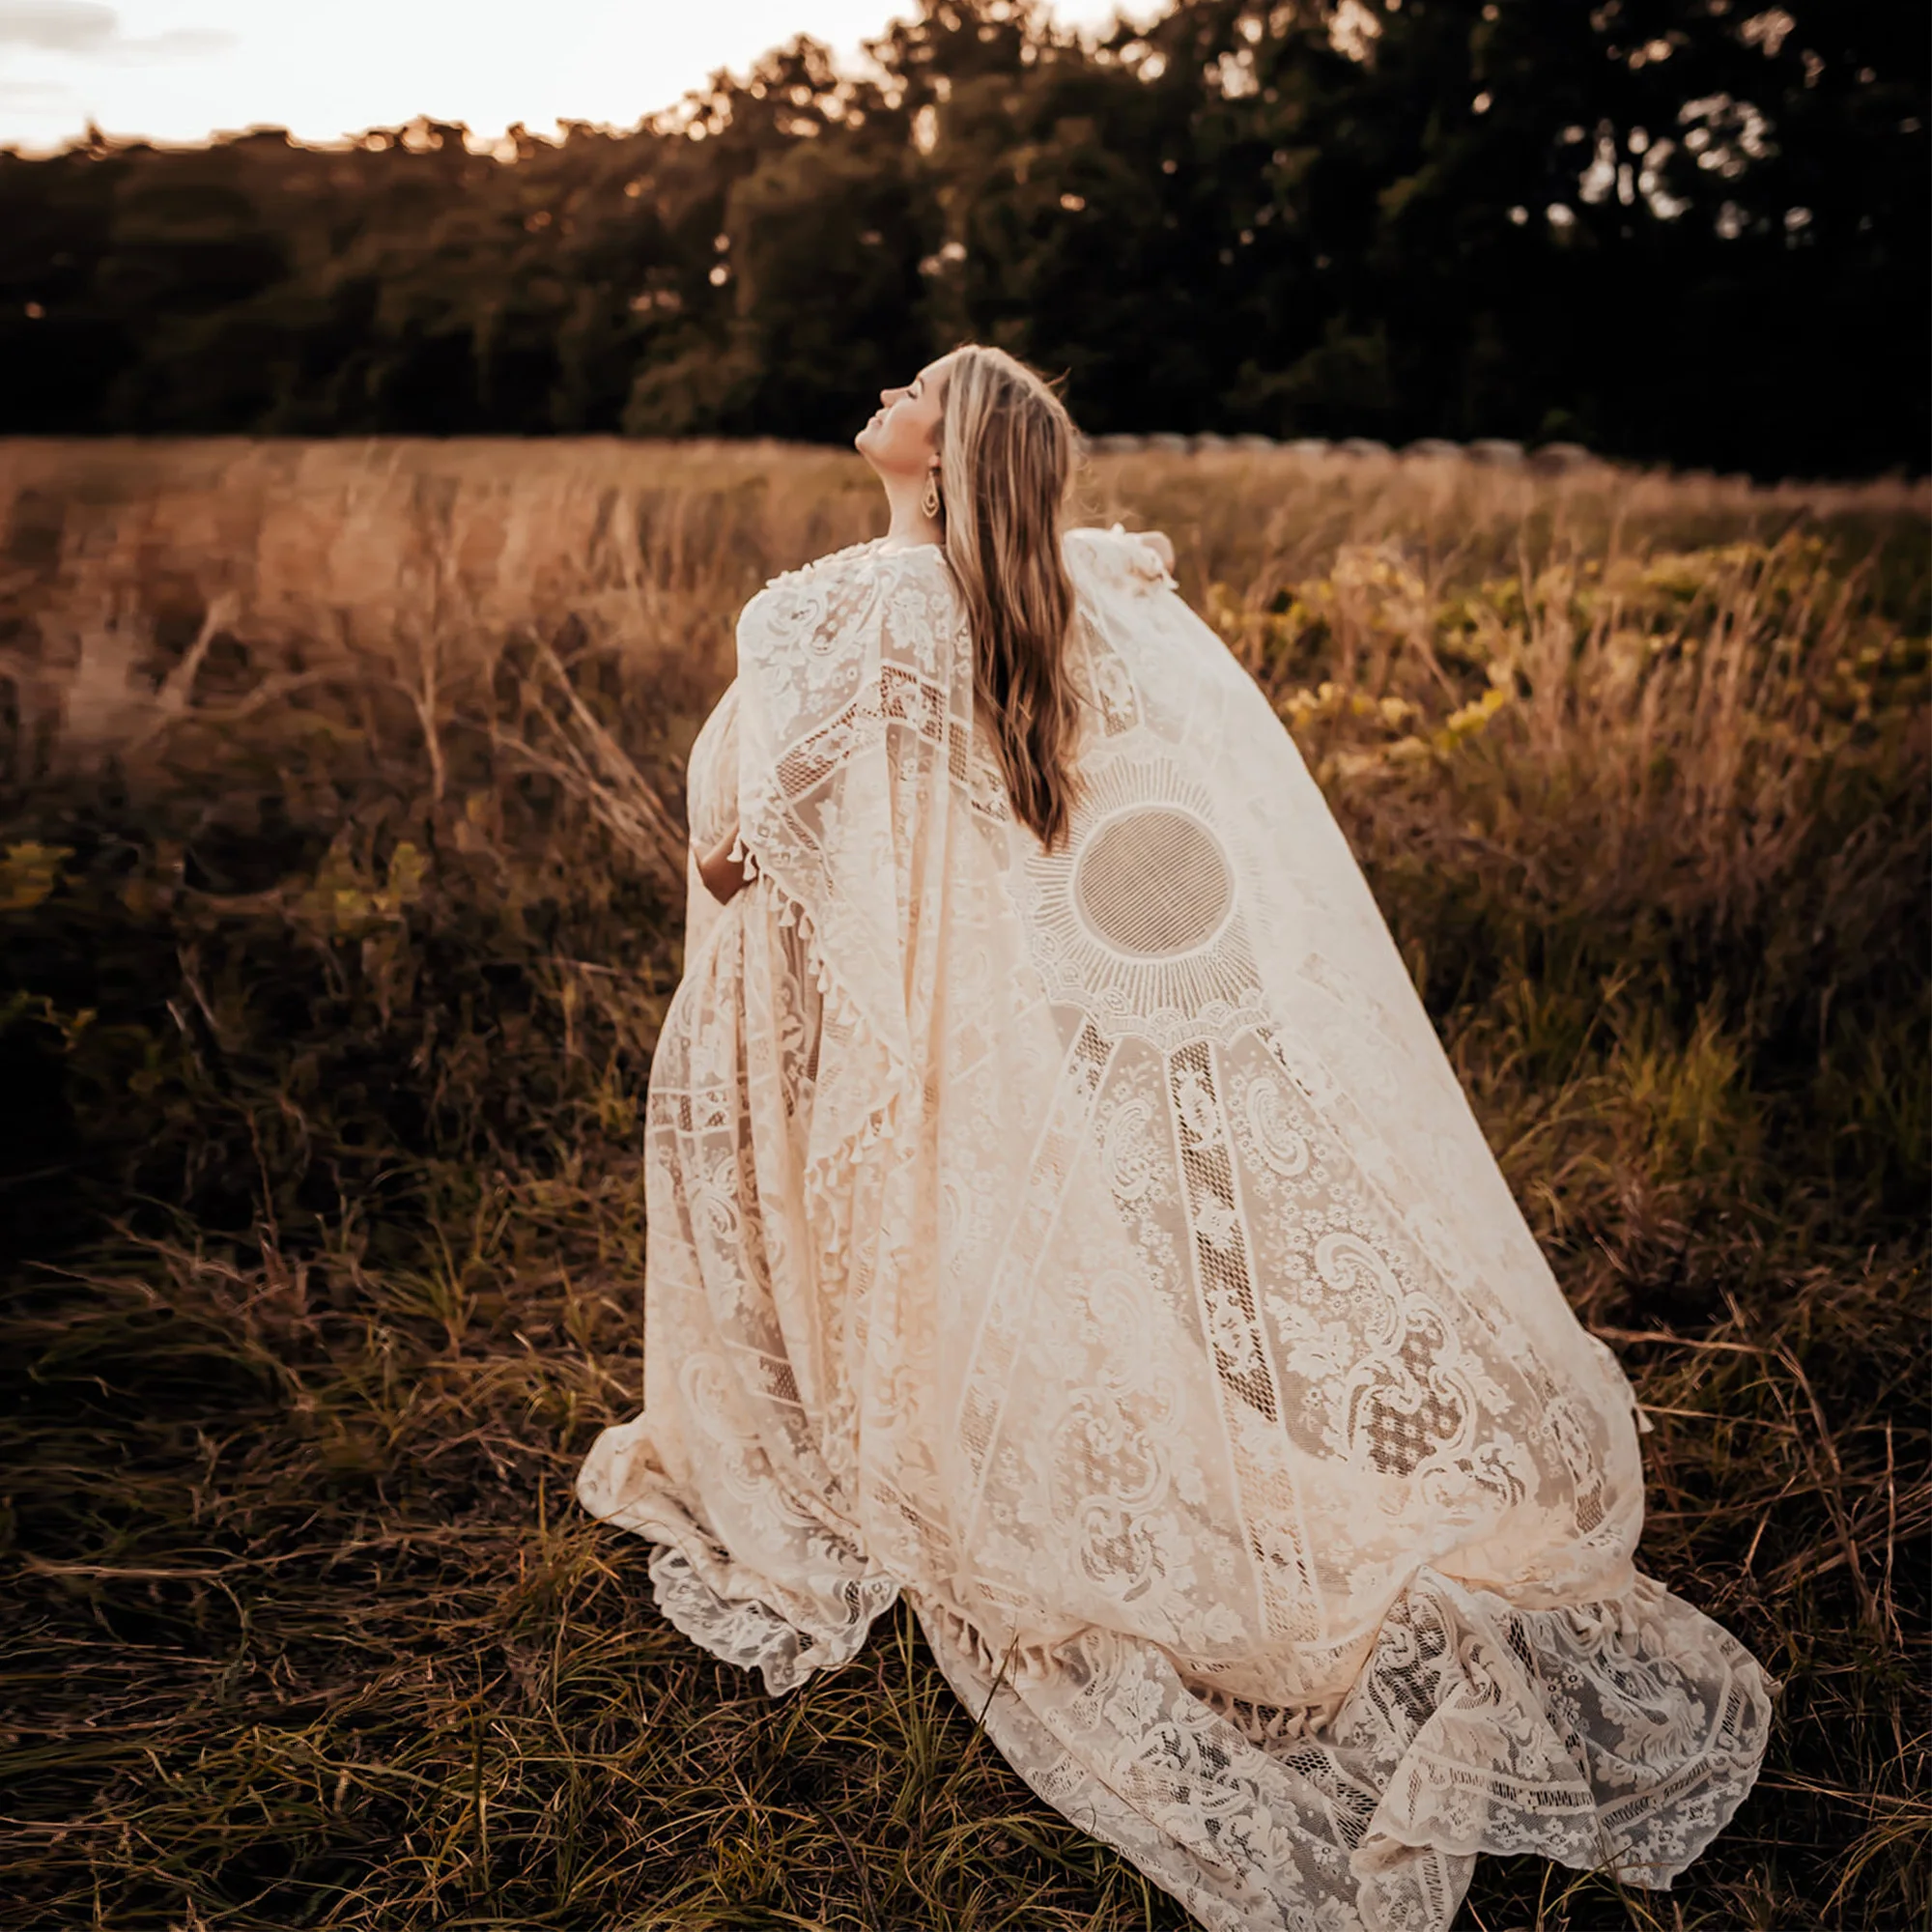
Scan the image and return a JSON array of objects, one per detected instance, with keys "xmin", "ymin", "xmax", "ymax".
[{"xmin": 0, "ymin": 0, "xmax": 1162, "ymax": 154}]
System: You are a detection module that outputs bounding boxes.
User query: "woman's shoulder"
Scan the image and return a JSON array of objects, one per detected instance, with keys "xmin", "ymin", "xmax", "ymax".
[
  {"xmin": 737, "ymin": 539, "xmax": 963, "ymax": 702},
  {"xmin": 753, "ymin": 536, "xmax": 952, "ymax": 607},
  {"xmin": 741, "ymin": 539, "xmax": 958, "ymax": 659}
]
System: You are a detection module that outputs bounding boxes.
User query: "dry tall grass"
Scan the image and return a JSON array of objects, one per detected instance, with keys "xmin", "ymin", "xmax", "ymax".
[{"xmin": 1, "ymin": 438, "xmax": 1926, "ymax": 1931}]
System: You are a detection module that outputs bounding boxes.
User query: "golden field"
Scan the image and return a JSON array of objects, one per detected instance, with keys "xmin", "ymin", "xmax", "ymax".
[{"xmin": 1, "ymin": 437, "xmax": 1926, "ymax": 1930}]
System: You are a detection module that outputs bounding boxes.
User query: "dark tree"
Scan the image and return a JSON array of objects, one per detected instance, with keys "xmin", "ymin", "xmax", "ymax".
[{"xmin": 0, "ymin": 0, "xmax": 1921, "ymax": 477}]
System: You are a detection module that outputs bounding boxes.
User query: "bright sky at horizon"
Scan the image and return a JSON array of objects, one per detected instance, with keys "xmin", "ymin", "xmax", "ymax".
[{"xmin": 0, "ymin": 0, "xmax": 1162, "ymax": 156}]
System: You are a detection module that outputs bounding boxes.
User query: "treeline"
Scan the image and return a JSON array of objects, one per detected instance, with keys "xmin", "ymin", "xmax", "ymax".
[{"xmin": 0, "ymin": 0, "xmax": 1922, "ymax": 477}]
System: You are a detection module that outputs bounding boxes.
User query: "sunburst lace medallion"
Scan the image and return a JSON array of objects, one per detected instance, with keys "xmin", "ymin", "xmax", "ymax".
[{"xmin": 1015, "ymin": 750, "xmax": 1269, "ymax": 1049}]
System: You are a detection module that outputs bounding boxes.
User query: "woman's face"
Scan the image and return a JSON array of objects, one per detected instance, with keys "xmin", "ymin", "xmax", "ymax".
[{"xmin": 855, "ymin": 355, "xmax": 950, "ymax": 479}]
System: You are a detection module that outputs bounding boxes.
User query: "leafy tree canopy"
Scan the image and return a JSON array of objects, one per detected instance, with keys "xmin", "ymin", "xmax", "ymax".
[{"xmin": 0, "ymin": 0, "xmax": 1922, "ymax": 475}]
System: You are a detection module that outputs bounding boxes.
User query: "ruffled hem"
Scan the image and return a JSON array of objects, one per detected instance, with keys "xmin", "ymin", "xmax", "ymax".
[
  {"xmin": 575, "ymin": 1427, "xmax": 903, "ymax": 1700},
  {"xmin": 647, "ymin": 1543, "xmax": 900, "ymax": 1698}
]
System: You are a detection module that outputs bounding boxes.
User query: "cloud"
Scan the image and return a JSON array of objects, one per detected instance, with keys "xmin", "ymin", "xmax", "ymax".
[
  {"xmin": 0, "ymin": 2, "xmax": 236, "ymax": 59},
  {"xmin": 0, "ymin": 1, "xmax": 117, "ymax": 50},
  {"xmin": 0, "ymin": 73, "xmax": 78, "ymax": 105},
  {"xmin": 119, "ymin": 26, "xmax": 237, "ymax": 58}
]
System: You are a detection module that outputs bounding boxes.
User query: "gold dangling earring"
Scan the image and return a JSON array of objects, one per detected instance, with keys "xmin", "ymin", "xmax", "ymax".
[{"xmin": 921, "ymin": 469, "xmax": 942, "ymax": 522}]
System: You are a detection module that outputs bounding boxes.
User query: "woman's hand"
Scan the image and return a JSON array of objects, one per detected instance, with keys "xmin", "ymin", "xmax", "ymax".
[
  {"xmin": 1122, "ymin": 528, "xmax": 1175, "ymax": 582},
  {"xmin": 694, "ymin": 823, "xmax": 751, "ymax": 905}
]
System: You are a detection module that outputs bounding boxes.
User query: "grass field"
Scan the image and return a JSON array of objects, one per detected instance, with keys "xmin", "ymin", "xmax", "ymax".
[{"xmin": 1, "ymin": 437, "xmax": 1926, "ymax": 1931}]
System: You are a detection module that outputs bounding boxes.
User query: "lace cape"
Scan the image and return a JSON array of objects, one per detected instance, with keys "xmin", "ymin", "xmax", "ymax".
[{"xmin": 578, "ymin": 529, "xmax": 1772, "ymax": 1932}]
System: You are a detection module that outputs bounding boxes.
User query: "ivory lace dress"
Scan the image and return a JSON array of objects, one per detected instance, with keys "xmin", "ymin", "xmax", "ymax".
[{"xmin": 577, "ymin": 528, "xmax": 1772, "ymax": 1932}]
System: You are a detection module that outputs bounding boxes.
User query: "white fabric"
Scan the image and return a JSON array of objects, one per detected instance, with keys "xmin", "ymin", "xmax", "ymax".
[{"xmin": 578, "ymin": 529, "xmax": 1772, "ymax": 1931}]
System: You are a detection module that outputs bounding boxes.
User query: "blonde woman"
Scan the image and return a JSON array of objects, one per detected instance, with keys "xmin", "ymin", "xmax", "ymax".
[{"xmin": 578, "ymin": 345, "xmax": 1771, "ymax": 1932}]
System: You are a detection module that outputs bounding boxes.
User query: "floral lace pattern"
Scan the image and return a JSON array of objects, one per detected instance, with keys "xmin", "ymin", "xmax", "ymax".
[{"xmin": 575, "ymin": 528, "xmax": 1773, "ymax": 1929}]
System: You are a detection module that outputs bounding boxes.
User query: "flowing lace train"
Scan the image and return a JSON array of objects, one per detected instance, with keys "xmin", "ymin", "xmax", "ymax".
[{"xmin": 578, "ymin": 1424, "xmax": 1769, "ymax": 1932}]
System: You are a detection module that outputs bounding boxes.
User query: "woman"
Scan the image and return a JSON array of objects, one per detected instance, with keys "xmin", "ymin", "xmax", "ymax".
[{"xmin": 577, "ymin": 345, "xmax": 1771, "ymax": 1931}]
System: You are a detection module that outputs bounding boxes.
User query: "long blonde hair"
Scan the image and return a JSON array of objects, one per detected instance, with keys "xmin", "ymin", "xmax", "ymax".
[{"xmin": 932, "ymin": 345, "xmax": 1085, "ymax": 853}]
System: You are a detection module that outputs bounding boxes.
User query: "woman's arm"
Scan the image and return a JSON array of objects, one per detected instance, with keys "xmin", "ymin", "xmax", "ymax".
[{"xmin": 693, "ymin": 823, "xmax": 751, "ymax": 904}]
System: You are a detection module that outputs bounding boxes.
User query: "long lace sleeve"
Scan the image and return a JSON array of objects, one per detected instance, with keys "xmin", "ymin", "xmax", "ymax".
[
  {"xmin": 576, "ymin": 539, "xmax": 976, "ymax": 1692},
  {"xmin": 728, "ymin": 541, "xmax": 975, "ymax": 1292}
]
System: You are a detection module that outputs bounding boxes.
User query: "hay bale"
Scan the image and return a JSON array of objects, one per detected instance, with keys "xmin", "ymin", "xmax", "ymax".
[{"xmin": 1527, "ymin": 440, "xmax": 1595, "ymax": 474}]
